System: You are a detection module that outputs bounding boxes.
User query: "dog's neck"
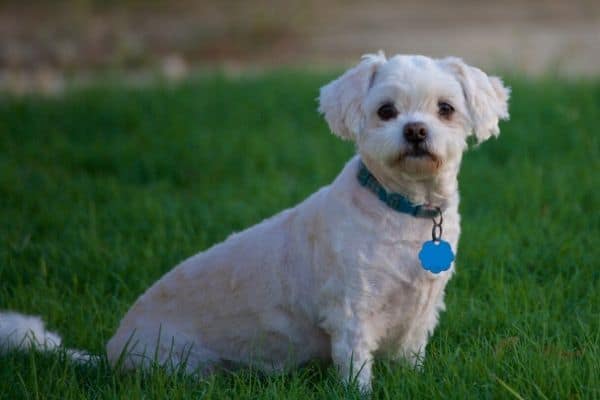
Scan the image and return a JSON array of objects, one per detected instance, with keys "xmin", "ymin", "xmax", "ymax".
[{"xmin": 359, "ymin": 155, "xmax": 460, "ymax": 210}]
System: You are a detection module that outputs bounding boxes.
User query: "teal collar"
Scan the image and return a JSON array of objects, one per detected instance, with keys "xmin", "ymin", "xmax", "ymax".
[{"xmin": 356, "ymin": 160, "xmax": 440, "ymax": 218}]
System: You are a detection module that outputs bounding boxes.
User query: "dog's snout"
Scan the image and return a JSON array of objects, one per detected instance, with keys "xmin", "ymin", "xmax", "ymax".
[{"xmin": 403, "ymin": 122, "xmax": 428, "ymax": 143}]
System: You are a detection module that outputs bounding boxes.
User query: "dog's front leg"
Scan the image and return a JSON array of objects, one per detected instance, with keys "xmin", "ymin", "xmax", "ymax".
[
  {"xmin": 395, "ymin": 342, "xmax": 426, "ymax": 370},
  {"xmin": 330, "ymin": 325, "xmax": 375, "ymax": 392}
]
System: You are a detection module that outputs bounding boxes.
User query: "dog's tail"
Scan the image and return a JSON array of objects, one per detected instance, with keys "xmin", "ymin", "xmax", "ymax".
[{"xmin": 0, "ymin": 311, "xmax": 99, "ymax": 364}]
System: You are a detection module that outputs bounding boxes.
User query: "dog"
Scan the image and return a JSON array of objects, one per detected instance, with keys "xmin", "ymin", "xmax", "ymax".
[{"xmin": 1, "ymin": 53, "xmax": 509, "ymax": 391}]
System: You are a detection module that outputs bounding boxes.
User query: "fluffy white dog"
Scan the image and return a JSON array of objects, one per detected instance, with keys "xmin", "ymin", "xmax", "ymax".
[{"xmin": 1, "ymin": 53, "xmax": 509, "ymax": 391}]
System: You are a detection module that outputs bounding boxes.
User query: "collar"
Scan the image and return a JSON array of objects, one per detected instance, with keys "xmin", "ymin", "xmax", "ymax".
[{"xmin": 356, "ymin": 160, "xmax": 441, "ymax": 218}]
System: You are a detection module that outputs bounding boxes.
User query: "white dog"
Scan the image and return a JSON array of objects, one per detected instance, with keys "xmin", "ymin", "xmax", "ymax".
[{"xmin": 1, "ymin": 53, "xmax": 509, "ymax": 391}]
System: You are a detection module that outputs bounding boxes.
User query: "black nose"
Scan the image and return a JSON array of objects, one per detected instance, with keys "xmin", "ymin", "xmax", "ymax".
[{"xmin": 403, "ymin": 122, "xmax": 428, "ymax": 144}]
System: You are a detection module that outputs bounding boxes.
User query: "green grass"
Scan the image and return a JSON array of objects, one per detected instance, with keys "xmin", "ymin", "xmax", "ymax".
[{"xmin": 1, "ymin": 72, "xmax": 598, "ymax": 399}]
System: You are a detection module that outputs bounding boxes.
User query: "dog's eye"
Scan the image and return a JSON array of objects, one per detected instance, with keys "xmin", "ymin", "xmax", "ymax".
[
  {"xmin": 377, "ymin": 103, "xmax": 398, "ymax": 121},
  {"xmin": 438, "ymin": 102, "xmax": 455, "ymax": 118}
]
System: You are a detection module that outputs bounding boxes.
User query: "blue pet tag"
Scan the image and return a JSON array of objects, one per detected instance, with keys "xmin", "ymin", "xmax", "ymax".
[
  {"xmin": 419, "ymin": 240, "xmax": 455, "ymax": 273},
  {"xmin": 418, "ymin": 210, "xmax": 455, "ymax": 273}
]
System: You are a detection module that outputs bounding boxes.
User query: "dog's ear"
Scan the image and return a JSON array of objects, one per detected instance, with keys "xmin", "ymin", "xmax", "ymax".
[
  {"xmin": 319, "ymin": 52, "xmax": 387, "ymax": 140},
  {"xmin": 440, "ymin": 57, "xmax": 510, "ymax": 143}
]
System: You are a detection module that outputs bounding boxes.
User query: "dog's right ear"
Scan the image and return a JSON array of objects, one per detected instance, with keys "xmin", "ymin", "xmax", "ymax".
[{"xmin": 318, "ymin": 52, "xmax": 386, "ymax": 141}]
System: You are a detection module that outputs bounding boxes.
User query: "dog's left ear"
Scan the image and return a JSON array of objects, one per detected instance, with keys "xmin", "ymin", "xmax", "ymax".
[
  {"xmin": 319, "ymin": 52, "xmax": 387, "ymax": 141},
  {"xmin": 440, "ymin": 57, "xmax": 510, "ymax": 143}
]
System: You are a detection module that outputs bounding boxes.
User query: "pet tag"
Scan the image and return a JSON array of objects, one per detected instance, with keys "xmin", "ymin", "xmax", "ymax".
[
  {"xmin": 419, "ymin": 210, "xmax": 455, "ymax": 273},
  {"xmin": 419, "ymin": 240, "xmax": 454, "ymax": 273}
]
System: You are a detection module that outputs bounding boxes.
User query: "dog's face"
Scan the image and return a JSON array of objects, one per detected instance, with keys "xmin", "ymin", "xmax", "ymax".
[{"xmin": 319, "ymin": 53, "xmax": 509, "ymax": 180}]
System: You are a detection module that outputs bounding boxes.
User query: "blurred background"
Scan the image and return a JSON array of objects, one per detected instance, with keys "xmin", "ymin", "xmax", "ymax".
[{"xmin": 1, "ymin": 0, "xmax": 599, "ymax": 94}]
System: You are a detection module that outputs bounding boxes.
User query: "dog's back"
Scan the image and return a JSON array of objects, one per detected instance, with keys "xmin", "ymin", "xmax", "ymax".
[{"xmin": 106, "ymin": 187, "xmax": 333, "ymax": 372}]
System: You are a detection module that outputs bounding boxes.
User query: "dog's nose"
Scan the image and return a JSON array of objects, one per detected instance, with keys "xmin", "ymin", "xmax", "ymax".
[{"xmin": 403, "ymin": 122, "xmax": 428, "ymax": 143}]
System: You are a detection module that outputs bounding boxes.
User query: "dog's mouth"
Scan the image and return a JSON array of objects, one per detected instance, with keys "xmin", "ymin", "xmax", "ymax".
[
  {"xmin": 405, "ymin": 147, "xmax": 431, "ymax": 158},
  {"xmin": 394, "ymin": 145, "xmax": 442, "ymax": 174},
  {"xmin": 399, "ymin": 145, "xmax": 437, "ymax": 161}
]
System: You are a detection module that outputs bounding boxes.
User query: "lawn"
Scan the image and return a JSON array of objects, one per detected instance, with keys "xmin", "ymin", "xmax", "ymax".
[{"xmin": 0, "ymin": 72, "xmax": 598, "ymax": 399}]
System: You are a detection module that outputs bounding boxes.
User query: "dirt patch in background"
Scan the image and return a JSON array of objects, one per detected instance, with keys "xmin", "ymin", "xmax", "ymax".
[{"xmin": 1, "ymin": 0, "xmax": 599, "ymax": 93}]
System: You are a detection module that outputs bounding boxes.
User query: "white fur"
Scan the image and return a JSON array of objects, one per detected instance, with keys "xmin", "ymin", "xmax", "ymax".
[
  {"xmin": 0, "ymin": 312, "xmax": 95, "ymax": 362},
  {"xmin": 0, "ymin": 312, "xmax": 62, "ymax": 351},
  {"xmin": 2, "ymin": 53, "xmax": 509, "ymax": 391}
]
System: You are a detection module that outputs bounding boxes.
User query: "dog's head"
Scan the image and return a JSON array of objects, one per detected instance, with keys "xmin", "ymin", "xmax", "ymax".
[{"xmin": 319, "ymin": 53, "xmax": 509, "ymax": 180}]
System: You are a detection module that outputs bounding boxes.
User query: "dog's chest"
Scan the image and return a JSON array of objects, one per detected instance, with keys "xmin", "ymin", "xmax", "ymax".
[
  {"xmin": 323, "ymin": 202, "xmax": 458, "ymax": 345},
  {"xmin": 357, "ymin": 230, "xmax": 453, "ymax": 350},
  {"xmin": 339, "ymin": 208, "xmax": 457, "ymax": 276}
]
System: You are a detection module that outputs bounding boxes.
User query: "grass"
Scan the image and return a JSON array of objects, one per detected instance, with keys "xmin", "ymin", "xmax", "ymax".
[{"xmin": 0, "ymin": 72, "xmax": 598, "ymax": 399}]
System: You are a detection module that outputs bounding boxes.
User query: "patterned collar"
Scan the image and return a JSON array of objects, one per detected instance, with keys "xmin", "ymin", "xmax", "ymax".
[{"xmin": 356, "ymin": 160, "xmax": 441, "ymax": 218}]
